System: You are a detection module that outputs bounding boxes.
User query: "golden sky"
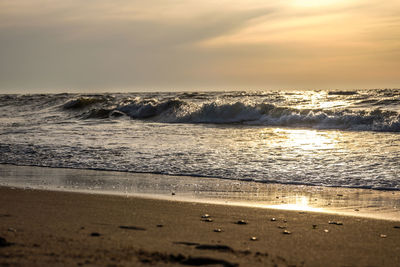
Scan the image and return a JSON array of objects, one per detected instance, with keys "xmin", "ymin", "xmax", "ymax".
[{"xmin": 0, "ymin": 0, "xmax": 399, "ymax": 92}]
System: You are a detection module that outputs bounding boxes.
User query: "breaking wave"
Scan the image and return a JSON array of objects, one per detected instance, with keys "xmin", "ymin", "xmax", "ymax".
[{"xmin": 69, "ymin": 97, "xmax": 400, "ymax": 132}]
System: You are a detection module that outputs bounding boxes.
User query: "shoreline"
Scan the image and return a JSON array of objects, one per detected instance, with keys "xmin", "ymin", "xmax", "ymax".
[
  {"xmin": 1, "ymin": 186, "xmax": 400, "ymax": 266},
  {"xmin": 1, "ymin": 164, "xmax": 400, "ymax": 221},
  {"xmin": 4, "ymin": 162, "xmax": 400, "ymax": 192}
]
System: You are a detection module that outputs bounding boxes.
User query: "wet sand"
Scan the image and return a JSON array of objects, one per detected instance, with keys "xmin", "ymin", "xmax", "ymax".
[
  {"xmin": 1, "ymin": 187, "xmax": 400, "ymax": 266},
  {"xmin": 2, "ymin": 164, "xmax": 400, "ymax": 221}
]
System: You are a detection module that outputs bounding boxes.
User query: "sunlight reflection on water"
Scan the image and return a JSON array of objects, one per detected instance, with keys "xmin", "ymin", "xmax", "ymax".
[
  {"xmin": 266, "ymin": 128, "xmax": 339, "ymax": 151},
  {"xmin": 264, "ymin": 196, "xmax": 325, "ymax": 212}
]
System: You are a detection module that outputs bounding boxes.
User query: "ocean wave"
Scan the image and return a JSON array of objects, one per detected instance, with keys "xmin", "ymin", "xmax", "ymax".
[
  {"xmin": 374, "ymin": 99, "xmax": 400, "ymax": 106},
  {"xmin": 328, "ymin": 90, "xmax": 358, "ymax": 96},
  {"xmin": 74, "ymin": 97, "xmax": 400, "ymax": 132},
  {"xmin": 116, "ymin": 98, "xmax": 185, "ymax": 119},
  {"xmin": 63, "ymin": 96, "xmax": 108, "ymax": 109},
  {"xmin": 174, "ymin": 102, "xmax": 400, "ymax": 132},
  {"xmin": 81, "ymin": 109, "xmax": 126, "ymax": 119}
]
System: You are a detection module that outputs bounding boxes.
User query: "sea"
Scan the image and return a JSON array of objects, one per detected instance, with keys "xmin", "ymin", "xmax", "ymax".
[{"xmin": 0, "ymin": 89, "xmax": 399, "ymax": 191}]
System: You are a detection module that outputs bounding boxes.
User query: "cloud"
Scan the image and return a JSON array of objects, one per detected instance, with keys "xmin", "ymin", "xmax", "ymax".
[
  {"xmin": 0, "ymin": 0, "xmax": 399, "ymax": 92},
  {"xmin": 0, "ymin": 0, "xmax": 278, "ymax": 91}
]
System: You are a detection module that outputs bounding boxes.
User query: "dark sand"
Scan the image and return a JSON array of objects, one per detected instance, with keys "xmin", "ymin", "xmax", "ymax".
[{"xmin": 1, "ymin": 187, "xmax": 400, "ymax": 266}]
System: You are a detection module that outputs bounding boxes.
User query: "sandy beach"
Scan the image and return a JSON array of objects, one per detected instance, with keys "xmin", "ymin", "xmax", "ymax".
[
  {"xmin": 1, "ymin": 186, "xmax": 400, "ymax": 266},
  {"xmin": 1, "ymin": 0, "xmax": 400, "ymax": 266}
]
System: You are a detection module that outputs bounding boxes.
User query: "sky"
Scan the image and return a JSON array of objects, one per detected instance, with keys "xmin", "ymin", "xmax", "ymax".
[{"xmin": 0, "ymin": 0, "xmax": 399, "ymax": 93}]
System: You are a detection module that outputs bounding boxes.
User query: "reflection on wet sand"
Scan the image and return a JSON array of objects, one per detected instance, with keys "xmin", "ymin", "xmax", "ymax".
[{"xmin": 1, "ymin": 164, "xmax": 399, "ymax": 221}]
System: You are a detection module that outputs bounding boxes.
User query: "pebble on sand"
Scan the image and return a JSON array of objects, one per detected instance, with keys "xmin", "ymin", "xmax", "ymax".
[
  {"xmin": 90, "ymin": 232, "xmax": 101, "ymax": 237},
  {"xmin": 214, "ymin": 228, "xmax": 222, "ymax": 233},
  {"xmin": 203, "ymin": 218, "xmax": 213, "ymax": 222},
  {"xmin": 324, "ymin": 229, "xmax": 329, "ymax": 233},
  {"xmin": 156, "ymin": 224, "xmax": 164, "ymax": 228},
  {"xmin": 271, "ymin": 218, "xmax": 276, "ymax": 221},
  {"xmin": 312, "ymin": 225, "xmax": 317, "ymax": 229},
  {"xmin": 282, "ymin": 230, "xmax": 291, "ymax": 235},
  {"xmin": 380, "ymin": 234, "xmax": 387, "ymax": 238},
  {"xmin": 329, "ymin": 221, "xmax": 343, "ymax": 225},
  {"xmin": 236, "ymin": 220, "xmax": 248, "ymax": 225},
  {"xmin": 250, "ymin": 236, "xmax": 258, "ymax": 241},
  {"xmin": 0, "ymin": 237, "xmax": 13, "ymax": 247},
  {"xmin": 201, "ymin": 214, "xmax": 210, "ymax": 218}
]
